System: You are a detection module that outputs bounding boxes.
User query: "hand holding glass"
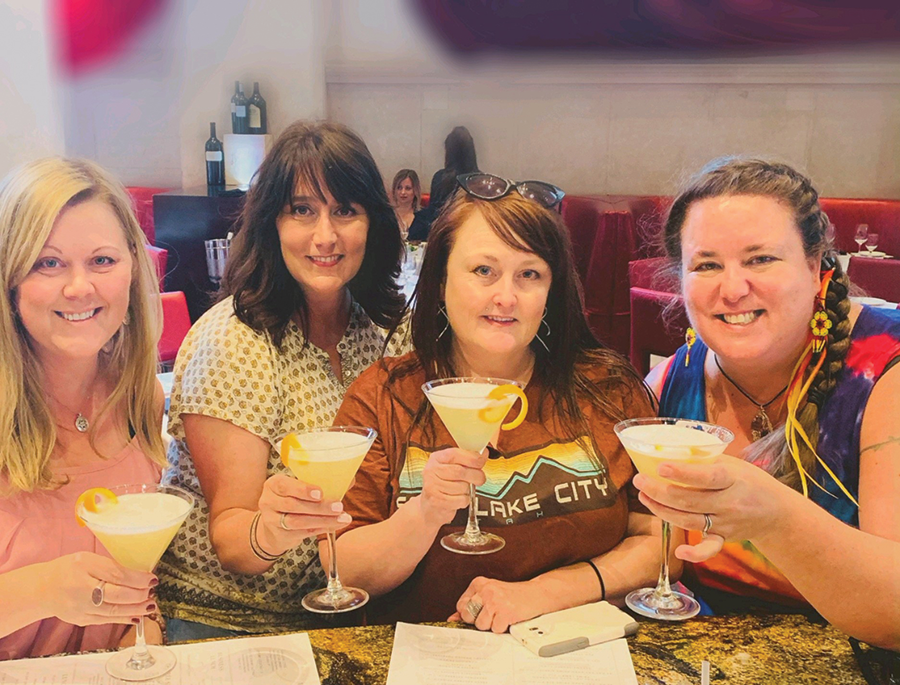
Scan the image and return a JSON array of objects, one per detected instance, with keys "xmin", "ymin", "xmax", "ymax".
[
  {"xmin": 280, "ymin": 426, "xmax": 376, "ymax": 613},
  {"xmin": 614, "ymin": 418, "xmax": 733, "ymax": 621},
  {"xmin": 423, "ymin": 378, "xmax": 528, "ymax": 555},
  {"xmin": 75, "ymin": 484, "xmax": 194, "ymax": 681}
]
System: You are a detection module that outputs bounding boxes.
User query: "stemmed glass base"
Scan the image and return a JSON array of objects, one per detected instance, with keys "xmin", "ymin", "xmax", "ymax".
[
  {"xmin": 302, "ymin": 585, "xmax": 369, "ymax": 614},
  {"xmin": 625, "ymin": 587, "xmax": 700, "ymax": 621},
  {"xmin": 106, "ymin": 644, "xmax": 177, "ymax": 682},
  {"xmin": 441, "ymin": 530, "xmax": 505, "ymax": 555}
]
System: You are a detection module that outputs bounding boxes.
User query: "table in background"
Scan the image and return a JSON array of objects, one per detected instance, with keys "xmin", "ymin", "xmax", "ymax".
[
  {"xmin": 154, "ymin": 187, "xmax": 245, "ymax": 322},
  {"xmin": 307, "ymin": 614, "xmax": 865, "ymax": 685}
]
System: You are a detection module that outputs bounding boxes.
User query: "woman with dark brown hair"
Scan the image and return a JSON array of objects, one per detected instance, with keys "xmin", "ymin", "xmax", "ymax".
[
  {"xmin": 640, "ymin": 157, "xmax": 900, "ymax": 650},
  {"xmin": 157, "ymin": 121, "xmax": 406, "ymax": 642},
  {"xmin": 391, "ymin": 169, "xmax": 421, "ymax": 240},
  {"xmin": 331, "ymin": 174, "xmax": 666, "ymax": 631}
]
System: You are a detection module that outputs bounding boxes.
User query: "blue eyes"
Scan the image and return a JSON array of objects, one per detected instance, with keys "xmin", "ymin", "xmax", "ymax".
[
  {"xmin": 32, "ymin": 256, "xmax": 118, "ymax": 271},
  {"xmin": 473, "ymin": 265, "xmax": 542, "ymax": 280},
  {"xmin": 474, "ymin": 265, "xmax": 492, "ymax": 276}
]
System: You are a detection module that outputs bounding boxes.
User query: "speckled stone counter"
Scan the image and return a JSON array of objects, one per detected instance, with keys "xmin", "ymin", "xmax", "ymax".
[{"xmin": 305, "ymin": 614, "xmax": 865, "ymax": 685}]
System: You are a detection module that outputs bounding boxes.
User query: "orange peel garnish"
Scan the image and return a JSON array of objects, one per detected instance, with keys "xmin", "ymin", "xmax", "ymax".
[
  {"xmin": 74, "ymin": 487, "xmax": 118, "ymax": 527},
  {"xmin": 478, "ymin": 384, "xmax": 528, "ymax": 430},
  {"xmin": 280, "ymin": 433, "xmax": 308, "ymax": 469}
]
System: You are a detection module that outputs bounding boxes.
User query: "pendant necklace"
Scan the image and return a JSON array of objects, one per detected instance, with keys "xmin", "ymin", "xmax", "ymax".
[
  {"xmin": 49, "ymin": 393, "xmax": 93, "ymax": 433},
  {"xmin": 713, "ymin": 355, "xmax": 788, "ymax": 441}
]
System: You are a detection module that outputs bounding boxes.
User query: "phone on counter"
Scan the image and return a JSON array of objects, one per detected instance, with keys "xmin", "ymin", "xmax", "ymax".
[{"xmin": 509, "ymin": 601, "xmax": 639, "ymax": 657}]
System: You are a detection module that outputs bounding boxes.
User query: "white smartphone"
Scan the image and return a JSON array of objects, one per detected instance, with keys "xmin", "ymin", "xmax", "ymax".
[{"xmin": 509, "ymin": 601, "xmax": 639, "ymax": 657}]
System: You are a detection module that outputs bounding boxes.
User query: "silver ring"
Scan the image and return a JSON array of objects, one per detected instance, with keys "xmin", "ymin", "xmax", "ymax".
[
  {"xmin": 91, "ymin": 580, "xmax": 106, "ymax": 607},
  {"xmin": 702, "ymin": 513, "xmax": 713, "ymax": 539},
  {"xmin": 279, "ymin": 513, "xmax": 290, "ymax": 531},
  {"xmin": 466, "ymin": 598, "xmax": 483, "ymax": 621}
]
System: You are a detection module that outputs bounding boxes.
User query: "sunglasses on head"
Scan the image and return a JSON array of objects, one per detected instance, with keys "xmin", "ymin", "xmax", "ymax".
[{"xmin": 456, "ymin": 173, "xmax": 565, "ymax": 210}]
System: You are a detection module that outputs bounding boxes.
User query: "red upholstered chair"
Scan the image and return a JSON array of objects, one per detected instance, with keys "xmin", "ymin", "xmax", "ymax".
[
  {"xmin": 561, "ymin": 195, "xmax": 604, "ymax": 282},
  {"xmin": 159, "ymin": 292, "xmax": 191, "ymax": 368},
  {"xmin": 847, "ymin": 257, "xmax": 900, "ymax": 302},
  {"xmin": 145, "ymin": 245, "xmax": 168, "ymax": 291},
  {"xmin": 126, "ymin": 186, "xmax": 170, "ymax": 245},
  {"xmin": 630, "ymin": 287, "xmax": 689, "ymax": 377}
]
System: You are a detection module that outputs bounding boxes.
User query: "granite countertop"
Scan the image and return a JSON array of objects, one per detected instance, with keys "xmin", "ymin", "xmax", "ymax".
[{"xmin": 306, "ymin": 614, "xmax": 866, "ymax": 685}]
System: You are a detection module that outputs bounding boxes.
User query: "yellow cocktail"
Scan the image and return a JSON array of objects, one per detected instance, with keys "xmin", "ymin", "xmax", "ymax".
[
  {"xmin": 75, "ymin": 483, "xmax": 194, "ymax": 681},
  {"xmin": 279, "ymin": 426, "xmax": 376, "ymax": 614},
  {"xmin": 422, "ymin": 377, "xmax": 528, "ymax": 555},
  {"xmin": 614, "ymin": 418, "xmax": 733, "ymax": 621}
]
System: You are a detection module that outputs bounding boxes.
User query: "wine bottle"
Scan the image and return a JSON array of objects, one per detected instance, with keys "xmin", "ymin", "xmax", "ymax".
[
  {"xmin": 232, "ymin": 82, "xmax": 249, "ymax": 134},
  {"xmin": 248, "ymin": 81, "xmax": 268, "ymax": 134},
  {"xmin": 205, "ymin": 122, "xmax": 225, "ymax": 186}
]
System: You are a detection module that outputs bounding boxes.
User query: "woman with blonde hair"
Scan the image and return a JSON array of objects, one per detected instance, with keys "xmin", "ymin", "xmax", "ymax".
[{"xmin": 0, "ymin": 158, "xmax": 166, "ymax": 660}]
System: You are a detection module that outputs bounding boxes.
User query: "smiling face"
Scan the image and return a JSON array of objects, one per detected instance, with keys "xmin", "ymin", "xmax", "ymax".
[
  {"xmin": 443, "ymin": 208, "xmax": 551, "ymax": 368},
  {"xmin": 276, "ymin": 181, "xmax": 369, "ymax": 303},
  {"xmin": 681, "ymin": 195, "xmax": 821, "ymax": 365},
  {"xmin": 394, "ymin": 177, "xmax": 415, "ymax": 209},
  {"xmin": 15, "ymin": 199, "xmax": 133, "ymax": 365}
]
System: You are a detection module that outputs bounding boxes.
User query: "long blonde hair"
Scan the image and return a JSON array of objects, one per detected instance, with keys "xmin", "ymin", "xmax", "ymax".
[{"xmin": 0, "ymin": 158, "xmax": 165, "ymax": 492}]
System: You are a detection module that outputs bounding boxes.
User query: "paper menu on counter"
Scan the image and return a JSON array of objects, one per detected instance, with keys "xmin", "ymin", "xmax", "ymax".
[
  {"xmin": 0, "ymin": 633, "xmax": 319, "ymax": 685},
  {"xmin": 386, "ymin": 622, "xmax": 638, "ymax": 685}
]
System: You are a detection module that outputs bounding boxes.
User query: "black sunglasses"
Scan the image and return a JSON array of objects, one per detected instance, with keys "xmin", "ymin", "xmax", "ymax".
[{"xmin": 456, "ymin": 173, "xmax": 565, "ymax": 209}]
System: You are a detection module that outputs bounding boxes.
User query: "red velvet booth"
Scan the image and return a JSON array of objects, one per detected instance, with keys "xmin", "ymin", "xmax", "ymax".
[
  {"xmin": 158, "ymin": 291, "xmax": 191, "ymax": 367},
  {"xmin": 847, "ymin": 257, "xmax": 900, "ymax": 303},
  {"xmin": 126, "ymin": 186, "xmax": 170, "ymax": 244},
  {"xmin": 819, "ymin": 199, "xmax": 900, "ymax": 258},
  {"xmin": 628, "ymin": 258, "xmax": 688, "ymax": 376}
]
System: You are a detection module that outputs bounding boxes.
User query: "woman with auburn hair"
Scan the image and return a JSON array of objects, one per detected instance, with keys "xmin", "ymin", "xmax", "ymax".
[
  {"xmin": 331, "ymin": 175, "xmax": 667, "ymax": 630},
  {"xmin": 640, "ymin": 158, "xmax": 900, "ymax": 650},
  {"xmin": 157, "ymin": 121, "xmax": 407, "ymax": 641},
  {"xmin": 0, "ymin": 158, "xmax": 165, "ymax": 659},
  {"xmin": 391, "ymin": 169, "xmax": 421, "ymax": 240}
]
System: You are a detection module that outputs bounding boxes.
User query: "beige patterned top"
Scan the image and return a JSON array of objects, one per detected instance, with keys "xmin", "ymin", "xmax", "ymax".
[{"xmin": 157, "ymin": 297, "xmax": 406, "ymax": 632}]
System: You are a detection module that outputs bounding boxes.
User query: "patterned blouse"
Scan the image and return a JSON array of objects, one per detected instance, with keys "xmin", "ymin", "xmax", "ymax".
[{"xmin": 157, "ymin": 297, "xmax": 406, "ymax": 632}]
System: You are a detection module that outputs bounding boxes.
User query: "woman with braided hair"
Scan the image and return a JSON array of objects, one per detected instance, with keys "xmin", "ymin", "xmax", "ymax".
[{"xmin": 640, "ymin": 157, "xmax": 900, "ymax": 650}]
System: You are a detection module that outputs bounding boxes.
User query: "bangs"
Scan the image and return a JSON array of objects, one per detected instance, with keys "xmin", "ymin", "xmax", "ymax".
[
  {"xmin": 474, "ymin": 196, "xmax": 559, "ymax": 267},
  {"xmin": 282, "ymin": 139, "xmax": 378, "ymax": 210}
]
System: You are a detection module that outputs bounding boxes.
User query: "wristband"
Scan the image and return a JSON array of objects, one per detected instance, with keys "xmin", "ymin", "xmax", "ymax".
[{"xmin": 586, "ymin": 559, "xmax": 606, "ymax": 601}]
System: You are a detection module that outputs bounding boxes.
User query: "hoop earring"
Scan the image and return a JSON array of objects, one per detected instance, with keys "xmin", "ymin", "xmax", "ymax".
[
  {"xmin": 684, "ymin": 327, "xmax": 697, "ymax": 367},
  {"xmin": 436, "ymin": 304, "xmax": 450, "ymax": 342},
  {"xmin": 534, "ymin": 307, "xmax": 550, "ymax": 353}
]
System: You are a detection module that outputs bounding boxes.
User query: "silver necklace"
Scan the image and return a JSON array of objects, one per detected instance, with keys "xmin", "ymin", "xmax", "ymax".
[{"xmin": 49, "ymin": 394, "xmax": 92, "ymax": 433}]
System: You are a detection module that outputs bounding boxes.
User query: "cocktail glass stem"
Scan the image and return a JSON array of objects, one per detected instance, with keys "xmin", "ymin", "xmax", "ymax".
[
  {"xmin": 324, "ymin": 531, "xmax": 350, "ymax": 604},
  {"xmin": 126, "ymin": 617, "xmax": 155, "ymax": 672},
  {"xmin": 654, "ymin": 521, "xmax": 676, "ymax": 600},
  {"xmin": 464, "ymin": 484, "xmax": 483, "ymax": 541}
]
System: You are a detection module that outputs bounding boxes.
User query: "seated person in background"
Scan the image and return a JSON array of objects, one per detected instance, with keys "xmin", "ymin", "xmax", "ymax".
[
  {"xmin": 332, "ymin": 176, "xmax": 668, "ymax": 631},
  {"xmin": 391, "ymin": 169, "xmax": 421, "ymax": 241},
  {"xmin": 639, "ymin": 157, "xmax": 900, "ymax": 650},
  {"xmin": 0, "ymin": 158, "xmax": 166, "ymax": 659},
  {"xmin": 410, "ymin": 126, "xmax": 478, "ymax": 241},
  {"xmin": 157, "ymin": 121, "xmax": 408, "ymax": 642}
]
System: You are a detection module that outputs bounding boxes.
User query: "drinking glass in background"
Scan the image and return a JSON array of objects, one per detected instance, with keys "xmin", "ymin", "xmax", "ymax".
[
  {"xmin": 204, "ymin": 237, "xmax": 231, "ymax": 286},
  {"xmin": 865, "ymin": 233, "xmax": 880, "ymax": 257},
  {"xmin": 854, "ymin": 224, "xmax": 869, "ymax": 254}
]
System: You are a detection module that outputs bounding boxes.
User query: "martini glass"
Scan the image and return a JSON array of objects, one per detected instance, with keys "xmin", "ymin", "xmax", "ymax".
[
  {"xmin": 422, "ymin": 378, "xmax": 528, "ymax": 555},
  {"xmin": 279, "ymin": 426, "xmax": 376, "ymax": 613},
  {"xmin": 75, "ymin": 483, "xmax": 194, "ymax": 681},
  {"xmin": 614, "ymin": 418, "xmax": 734, "ymax": 621}
]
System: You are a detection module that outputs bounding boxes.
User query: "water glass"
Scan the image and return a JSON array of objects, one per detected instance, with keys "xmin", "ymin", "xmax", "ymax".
[{"xmin": 204, "ymin": 238, "xmax": 231, "ymax": 286}]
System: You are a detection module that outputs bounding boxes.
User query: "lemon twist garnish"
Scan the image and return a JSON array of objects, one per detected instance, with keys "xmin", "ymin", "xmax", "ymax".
[
  {"xmin": 477, "ymin": 384, "xmax": 528, "ymax": 430},
  {"xmin": 74, "ymin": 487, "xmax": 118, "ymax": 527},
  {"xmin": 280, "ymin": 433, "xmax": 309, "ymax": 469}
]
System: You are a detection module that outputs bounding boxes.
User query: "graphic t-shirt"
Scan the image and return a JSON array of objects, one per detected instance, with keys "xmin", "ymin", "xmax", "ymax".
[{"xmin": 335, "ymin": 353, "xmax": 654, "ymax": 623}]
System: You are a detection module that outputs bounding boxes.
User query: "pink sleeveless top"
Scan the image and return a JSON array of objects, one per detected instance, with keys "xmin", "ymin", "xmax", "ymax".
[{"xmin": 0, "ymin": 441, "xmax": 161, "ymax": 660}]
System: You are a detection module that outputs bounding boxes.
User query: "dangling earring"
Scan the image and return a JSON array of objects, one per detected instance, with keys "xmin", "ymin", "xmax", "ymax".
[
  {"xmin": 810, "ymin": 302, "xmax": 831, "ymax": 357},
  {"xmin": 436, "ymin": 304, "xmax": 450, "ymax": 342},
  {"xmin": 534, "ymin": 307, "xmax": 551, "ymax": 353},
  {"xmin": 684, "ymin": 327, "xmax": 697, "ymax": 367}
]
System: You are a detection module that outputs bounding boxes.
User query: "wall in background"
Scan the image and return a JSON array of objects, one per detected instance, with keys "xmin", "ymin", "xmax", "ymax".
[{"xmin": 0, "ymin": 1, "xmax": 65, "ymax": 177}]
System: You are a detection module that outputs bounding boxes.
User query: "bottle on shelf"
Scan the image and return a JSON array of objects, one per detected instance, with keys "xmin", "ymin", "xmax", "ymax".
[
  {"xmin": 205, "ymin": 122, "xmax": 225, "ymax": 186},
  {"xmin": 232, "ymin": 81, "xmax": 249, "ymax": 134},
  {"xmin": 248, "ymin": 81, "xmax": 267, "ymax": 134}
]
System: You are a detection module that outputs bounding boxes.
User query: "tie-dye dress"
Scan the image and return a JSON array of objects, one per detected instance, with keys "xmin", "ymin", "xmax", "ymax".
[{"xmin": 658, "ymin": 305, "xmax": 900, "ymax": 606}]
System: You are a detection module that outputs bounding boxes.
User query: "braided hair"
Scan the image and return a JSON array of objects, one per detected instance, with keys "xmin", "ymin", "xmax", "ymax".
[{"xmin": 663, "ymin": 157, "xmax": 852, "ymax": 490}]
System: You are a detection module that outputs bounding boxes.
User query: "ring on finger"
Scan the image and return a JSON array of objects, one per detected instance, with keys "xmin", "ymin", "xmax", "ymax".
[
  {"xmin": 91, "ymin": 580, "xmax": 106, "ymax": 607},
  {"xmin": 279, "ymin": 512, "xmax": 291, "ymax": 531},
  {"xmin": 466, "ymin": 598, "xmax": 483, "ymax": 621},
  {"xmin": 702, "ymin": 513, "xmax": 713, "ymax": 539}
]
